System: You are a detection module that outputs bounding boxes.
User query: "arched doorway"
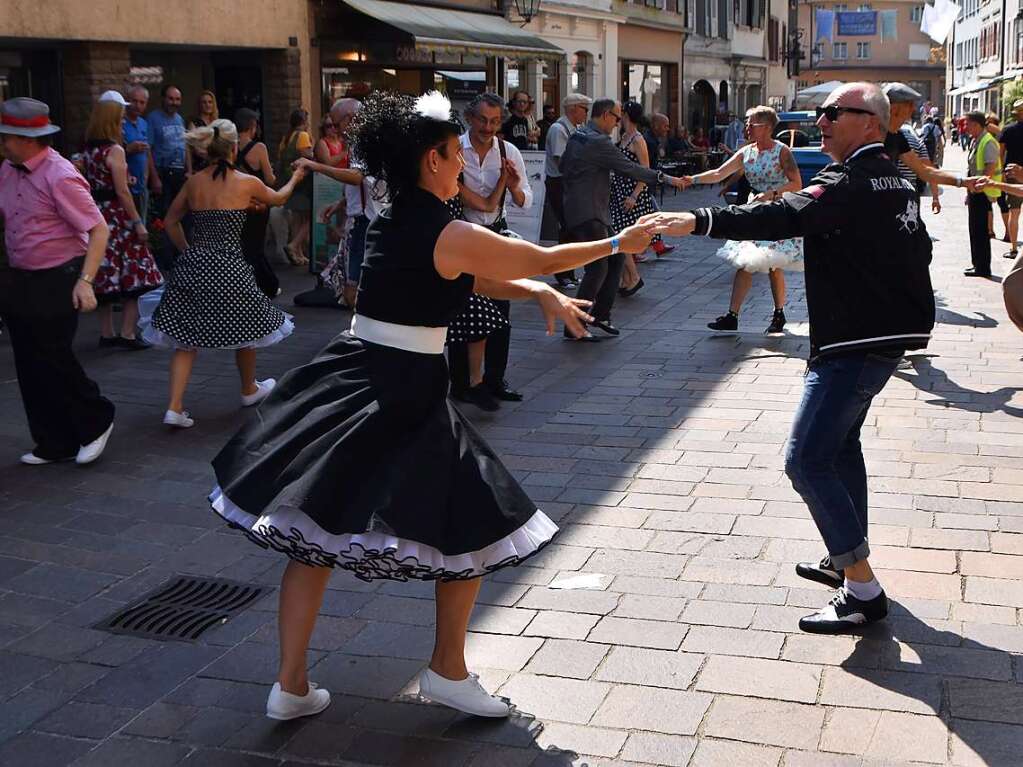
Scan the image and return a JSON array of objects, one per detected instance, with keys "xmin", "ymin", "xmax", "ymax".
[
  {"xmin": 719, "ymin": 80, "xmax": 730, "ymax": 116},
  {"xmin": 690, "ymin": 80, "xmax": 715, "ymax": 134}
]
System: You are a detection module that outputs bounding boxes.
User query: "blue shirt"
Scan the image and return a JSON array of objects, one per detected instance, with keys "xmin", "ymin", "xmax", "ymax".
[
  {"xmin": 122, "ymin": 115, "xmax": 148, "ymax": 194},
  {"xmin": 147, "ymin": 109, "xmax": 185, "ymax": 170}
]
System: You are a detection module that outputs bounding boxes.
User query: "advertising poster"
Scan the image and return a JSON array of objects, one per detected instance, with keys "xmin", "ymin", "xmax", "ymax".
[
  {"xmin": 311, "ymin": 174, "xmax": 346, "ymax": 273},
  {"xmin": 505, "ymin": 150, "xmax": 546, "ymax": 244}
]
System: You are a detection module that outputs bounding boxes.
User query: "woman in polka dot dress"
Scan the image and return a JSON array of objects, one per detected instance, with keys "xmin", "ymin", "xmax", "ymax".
[
  {"xmin": 610, "ymin": 101, "xmax": 663, "ymax": 297},
  {"xmin": 140, "ymin": 119, "xmax": 309, "ymax": 429}
]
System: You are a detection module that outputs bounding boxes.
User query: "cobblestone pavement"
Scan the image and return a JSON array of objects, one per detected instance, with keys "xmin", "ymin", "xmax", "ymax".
[{"xmin": 1, "ymin": 148, "xmax": 1021, "ymax": 766}]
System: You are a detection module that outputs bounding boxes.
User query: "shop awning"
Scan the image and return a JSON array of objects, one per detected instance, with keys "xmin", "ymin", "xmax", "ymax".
[
  {"xmin": 340, "ymin": 0, "xmax": 564, "ymax": 59},
  {"xmin": 946, "ymin": 79, "xmax": 995, "ymax": 97}
]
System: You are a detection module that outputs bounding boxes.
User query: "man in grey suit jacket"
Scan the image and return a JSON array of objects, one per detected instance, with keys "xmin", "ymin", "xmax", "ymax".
[{"xmin": 561, "ymin": 99, "xmax": 685, "ymax": 339}]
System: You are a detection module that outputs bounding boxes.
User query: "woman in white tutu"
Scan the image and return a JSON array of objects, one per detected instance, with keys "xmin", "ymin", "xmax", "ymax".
[{"xmin": 682, "ymin": 106, "xmax": 803, "ymax": 334}]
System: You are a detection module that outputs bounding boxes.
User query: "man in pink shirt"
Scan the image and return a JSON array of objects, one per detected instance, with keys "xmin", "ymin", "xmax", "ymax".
[{"xmin": 0, "ymin": 98, "xmax": 116, "ymax": 465}]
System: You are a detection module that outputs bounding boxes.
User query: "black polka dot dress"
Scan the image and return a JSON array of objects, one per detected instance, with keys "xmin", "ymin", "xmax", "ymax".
[
  {"xmin": 141, "ymin": 209, "xmax": 293, "ymax": 349},
  {"xmin": 442, "ymin": 195, "xmax": 511, "ymax": 345},
  {"xmin": 610, "ymin": 133, "xmax": 660, "ymax": 240}
]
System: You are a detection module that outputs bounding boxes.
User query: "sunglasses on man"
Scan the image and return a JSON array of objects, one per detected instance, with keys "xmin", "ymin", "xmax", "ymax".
[{"xmin": 816, "ymin": 105, "xmax": 875, "ymax": 122}]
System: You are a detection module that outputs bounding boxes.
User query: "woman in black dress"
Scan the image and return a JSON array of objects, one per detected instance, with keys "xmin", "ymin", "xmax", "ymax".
[
  {"xmin": 210, "ymin": 91, "xmax": 653, "ymax": 722},
  {"xmin": 233, "ymin": 108, "xmax": 280, "ymax": 298}
]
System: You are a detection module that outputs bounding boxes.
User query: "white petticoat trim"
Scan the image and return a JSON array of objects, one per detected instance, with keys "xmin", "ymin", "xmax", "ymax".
[
  {"xmin": 717, "ymin": 239, "xmax": 805, "ymax": 273},
  {"xmin": 140, "ymin": 315, "xmax": 294, "ymax": 351},
  {"xmin": 209, "ymin": 486, "xmax": 559, "ymax": 582}
]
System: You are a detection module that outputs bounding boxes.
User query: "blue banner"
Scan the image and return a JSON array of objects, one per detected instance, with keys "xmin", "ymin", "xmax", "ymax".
[{"xmin": 836, "ymin": 11, "xmax": 877, "ymax": 36}]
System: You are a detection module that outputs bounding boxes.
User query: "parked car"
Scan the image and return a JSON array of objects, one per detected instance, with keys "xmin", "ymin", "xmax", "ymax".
[{"xmin": 775, "ymin": 110, "xmax": 829, "ymax": 186}]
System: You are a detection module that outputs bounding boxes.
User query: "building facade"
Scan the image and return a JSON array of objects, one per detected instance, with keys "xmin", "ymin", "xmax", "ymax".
[
  {"xmin": 0, "ymin": 0, "xmax": 313, "ymax": 153},
  {"xmin": 795, "ymin": 0, "xmax": 944, "ymax": 109}
]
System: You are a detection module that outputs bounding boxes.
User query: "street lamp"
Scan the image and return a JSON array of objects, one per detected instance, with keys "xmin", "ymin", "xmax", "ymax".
[{"xmin": 512, "ymin": 0, "xmax": 542, "ymax": 25}]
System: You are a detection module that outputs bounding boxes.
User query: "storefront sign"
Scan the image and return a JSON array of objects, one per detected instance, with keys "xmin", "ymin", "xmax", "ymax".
[
  {"xmin": 311, "ymin": 174, "xmax": 346, "ymax": 273},
  {"xmin": 505, "ymin": 150, "xmax": 546, "ymax": 244},
  {"xmin": 396, "ymin": 45, "xmax": 433, "ymax": 63},
  {"xmin": 836, "ymin": 11, "xmax": 877, "ymax": 36}
]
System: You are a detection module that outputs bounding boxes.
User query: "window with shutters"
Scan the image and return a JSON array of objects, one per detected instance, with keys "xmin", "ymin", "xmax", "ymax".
[
  {"xmin": 709, "ymin": 0, "xmax": 719, "ymax": 37},
  {"xmin": 684, "ymin": 0, "xmax": 696, "ymax": 28},
  {"xmin": 769, "ymin": 18, "xmax": 779, "ymax": 60}
]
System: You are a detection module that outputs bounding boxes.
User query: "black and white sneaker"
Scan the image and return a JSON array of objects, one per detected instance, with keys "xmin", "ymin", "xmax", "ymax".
[
  {"xmin": 707, "ymin": 311, "xmax": 738, "ymax": 332},
  {"xmin": 798, "ymin": 587, "xmax": 888, "ymax": 634},
  {"xmin": 795, "ymin": 556, "xmax": 844, "ymax": 589}
]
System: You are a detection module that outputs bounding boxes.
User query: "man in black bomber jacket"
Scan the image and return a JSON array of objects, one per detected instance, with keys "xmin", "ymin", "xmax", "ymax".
[{"xmin": 642, "ymin": 82, "xmax": 938, "ymax": 635}]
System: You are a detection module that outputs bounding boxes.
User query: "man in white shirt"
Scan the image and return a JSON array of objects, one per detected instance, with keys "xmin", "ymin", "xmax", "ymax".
[
  {"xmin": 451, "ymin": 92, "xmax": 533, "ymax": 403},
  {"xmin": 544, "ymin": 92, "xmax": 592, "ymax": 289}
]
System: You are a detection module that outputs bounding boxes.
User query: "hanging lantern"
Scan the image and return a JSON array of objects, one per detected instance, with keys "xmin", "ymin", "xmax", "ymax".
[{"xmin": 513, "ymin": 0, "xmax": 542, "ymax": 25}]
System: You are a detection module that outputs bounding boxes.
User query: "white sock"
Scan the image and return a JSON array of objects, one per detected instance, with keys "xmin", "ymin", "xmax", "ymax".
[{"xmin": 844, "ymin": 576, "xmax": 882, "ymax": 601}]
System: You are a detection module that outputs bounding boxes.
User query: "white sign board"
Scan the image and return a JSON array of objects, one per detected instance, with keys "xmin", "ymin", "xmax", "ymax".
[{"xmin": 505, "ymin": 150, "xmax": 547, "ymax": 244}]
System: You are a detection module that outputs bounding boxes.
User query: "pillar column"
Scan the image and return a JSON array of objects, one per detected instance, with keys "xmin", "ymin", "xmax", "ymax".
[
  {"xmin": 61, "ymin": 42, "xmax": 131, "ymax": 147},
  {"xmin": 263, "ymin": 48, "xmax": 303, "ymax": 161}
]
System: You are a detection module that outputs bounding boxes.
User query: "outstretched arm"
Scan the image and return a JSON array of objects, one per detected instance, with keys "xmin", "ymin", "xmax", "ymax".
[
  {"xmin": 685, "ymin": 149, "xmax": 746, "ymax": 188},
  {"xmin": 434, "ymin": 220, "xmax": 654, "ymax": 281},
  {"xmin": 474, "ymin": 277, "xmax": 594, "ymax": 337}
]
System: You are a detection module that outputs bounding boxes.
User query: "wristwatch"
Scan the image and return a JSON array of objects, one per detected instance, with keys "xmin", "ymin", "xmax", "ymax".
[
  {"xmin": 955, "ymin": 177, "xmax": 963, "ymax": 188},
  {"xmin": 656, "ymin": 171, "xmax": 665, "ymax": 184}
]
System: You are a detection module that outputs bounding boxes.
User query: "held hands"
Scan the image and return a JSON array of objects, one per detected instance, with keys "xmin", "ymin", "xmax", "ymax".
[
  {"xmin": 667, "ymin": 175, "xmax": 688, "ymax": 190},
  {"xmin": 535, "ymin": 285, "xmax": 594, "ymax": 338},
  {"xmin": 679, "ymin": 176, "xmax": 695, "ymax": 190},
  {"xmin": 638, "ymin": 212, "xmax": 696, "ymax": 238},
  {"xmin": 962, "ymin": 176, "xmax": 986, "ymax": 193},
  {"xmin": 618, "ymin": 223, "xmax": 657, "ymax": 254},
  {"xmin": 72, "ymin": 280, "xmax": 97, "ymax": 313}
]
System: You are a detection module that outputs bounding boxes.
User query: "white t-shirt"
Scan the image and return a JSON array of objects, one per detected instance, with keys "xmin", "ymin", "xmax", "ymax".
[{"xmin": 459, "ymin": 132, "xmax": 532, "ymax": 226}]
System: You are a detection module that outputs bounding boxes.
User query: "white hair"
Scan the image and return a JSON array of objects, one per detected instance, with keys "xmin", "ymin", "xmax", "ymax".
[
  {"xmin": 184, "ymin": 118, "xmax": 238, "ymax": 154},
  {"xmin": 861, "ymin": 85, "xmax": 891, "ymax": 129}
]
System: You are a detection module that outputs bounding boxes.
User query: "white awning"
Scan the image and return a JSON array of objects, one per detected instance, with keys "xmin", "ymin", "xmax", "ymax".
[
  {"xmin": 946, "ymin": 79, "xmax": 994, "ymax": 97},
  {"xmin": 341, "ymin": 0, "xmax": 564, "ymax": 59}
]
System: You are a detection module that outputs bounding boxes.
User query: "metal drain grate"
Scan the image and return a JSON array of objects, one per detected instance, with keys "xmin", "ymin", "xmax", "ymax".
[{"xmin": 95, "ymin": 575, "xmax": 267, "ymax": 642}]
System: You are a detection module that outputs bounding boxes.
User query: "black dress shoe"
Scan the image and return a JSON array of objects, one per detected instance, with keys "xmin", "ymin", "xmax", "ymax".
[
  {"xmin": 590, "ymin": 319, "xmax": 620, "ymax": 337},
  {"xmin": 963, "ymin": 268, "xmax": 992, "ymax": 277},
  {"xmin": 99, "ymin": 335, "xmax": 120, "ymax": 348},
  {"xmin": 488, "ymin": 382, "xmax": 523, "ymax": 402},
  {"xmin": 619, "ymin": 278, "xmax": 644, "ymax": 297},
  {"xmin": 458, "ymin": 384, "xmax": 500, "ymax": 412},
  {"xmin": 117, "ymin": 335, "xmax": 152, "ymax": 350}
]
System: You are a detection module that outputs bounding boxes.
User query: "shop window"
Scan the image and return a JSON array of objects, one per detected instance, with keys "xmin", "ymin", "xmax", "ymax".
[{"xmin": 624, "ymin": 61, "xmax": 671, "ymax": 117}]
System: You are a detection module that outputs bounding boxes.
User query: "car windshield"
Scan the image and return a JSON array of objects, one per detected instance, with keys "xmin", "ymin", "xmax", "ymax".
[{"xmin": 775, "ymin": 116, "xmax": 822, "ymax": 147}]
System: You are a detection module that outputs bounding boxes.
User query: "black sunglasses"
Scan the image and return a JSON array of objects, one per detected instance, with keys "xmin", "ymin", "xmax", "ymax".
[{"xmin": 816, "ymin": 105, "xmax": 875, "ymax": 122}]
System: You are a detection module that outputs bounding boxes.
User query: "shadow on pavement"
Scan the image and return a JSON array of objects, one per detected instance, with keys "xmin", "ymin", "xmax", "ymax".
[
  {"xmin": 840, "ymin": 604, "xmax": 1022, "ymax": 766},
  {"xmin": 893, "ymin": 355, "xmax": 1023, "ymax": 417}
]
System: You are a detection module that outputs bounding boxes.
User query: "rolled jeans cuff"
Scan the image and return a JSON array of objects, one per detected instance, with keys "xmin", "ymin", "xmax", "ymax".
[{"xmin": 829, "ymin": 540, "xmax": 871, "ymax": 570}]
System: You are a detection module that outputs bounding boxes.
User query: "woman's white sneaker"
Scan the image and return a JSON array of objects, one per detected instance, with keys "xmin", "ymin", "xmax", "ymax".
[
  {"xmin": 163, "ymin": 410, "xmax": 195, "ymax": 429},
  {"xmin": 266, "ymin": 681, "xmax": 331, "ymax": 720},
  {"xmin": 241, "ymin": 378, "xmax": 276, "ymax": 407},
  {"xmin": 417, "ymin": 669, "xmax": 509, "ymax": 718}
]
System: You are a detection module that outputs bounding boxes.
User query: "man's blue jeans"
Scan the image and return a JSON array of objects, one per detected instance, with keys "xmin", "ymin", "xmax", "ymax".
[{"xmin": 784, "ymin": 351, "xmax": 901, "ymax": 569}]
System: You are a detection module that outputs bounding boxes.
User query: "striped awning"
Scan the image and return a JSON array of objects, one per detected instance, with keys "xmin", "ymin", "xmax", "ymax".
[{"xmin": 341, "ymin": 0, "xmax": 564, "ymax": 59}]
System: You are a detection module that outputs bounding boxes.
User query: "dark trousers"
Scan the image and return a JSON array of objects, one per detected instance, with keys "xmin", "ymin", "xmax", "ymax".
[
  {"xmin": 447, "ymin": 300, "xmax": 511, "ymax": 395},
  {"xmin": 0, "ymin": 258, "xmax": 115, "ymax": 459},
  {"xmin": 155, "ymin": 167, "xmax": 187, "ymax": 271},
  {"xmin": 546, "ymin": 177, "xmax": 574, "ymax": 283},
  {"xmin": 567, "ymin": 219, "xmax": 620, "ymax": 322},
  {"xmin": 968, "ymin": 192, "xmax": 993, "ymax": 275}
]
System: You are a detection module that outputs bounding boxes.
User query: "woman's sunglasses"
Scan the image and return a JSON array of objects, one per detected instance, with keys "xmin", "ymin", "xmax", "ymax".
[{"xmin": 816, "ymin": 105, "xmax": 875, "ymax": 122}]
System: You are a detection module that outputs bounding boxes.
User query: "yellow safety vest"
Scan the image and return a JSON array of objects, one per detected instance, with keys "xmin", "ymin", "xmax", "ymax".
[{"xmin": 974, "ymin": 131, "xmax": 1003, "ymax": 200}]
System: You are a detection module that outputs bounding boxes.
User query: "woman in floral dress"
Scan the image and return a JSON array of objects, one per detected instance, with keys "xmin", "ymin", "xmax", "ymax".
[
  {"xmin": 682, "ymin": 106, "xmax": 804, "ymax": 334},
  {"xmin": 82, "ymin": 94, "xmax": 163, "ymax": 349}
]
